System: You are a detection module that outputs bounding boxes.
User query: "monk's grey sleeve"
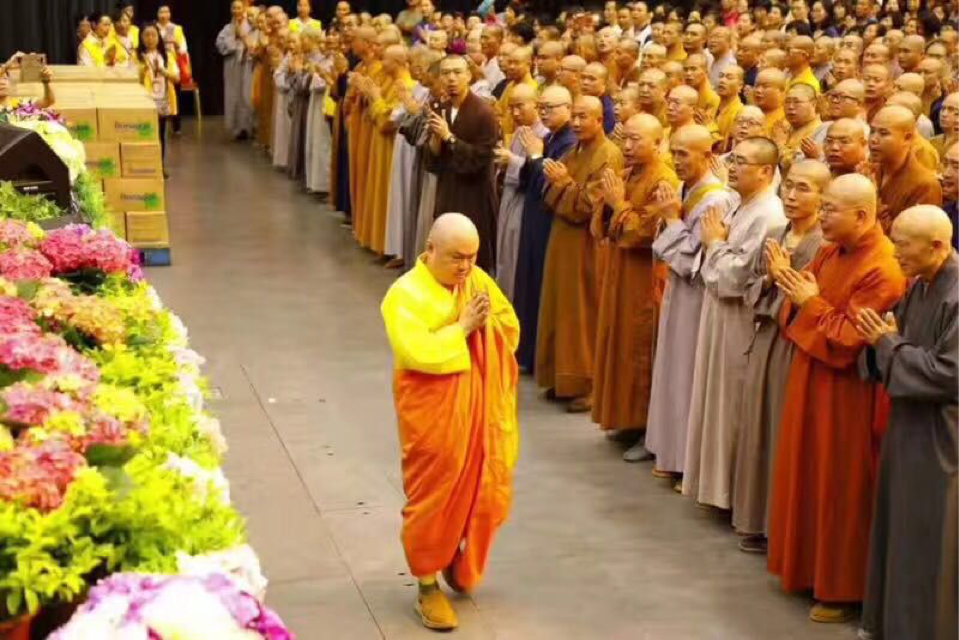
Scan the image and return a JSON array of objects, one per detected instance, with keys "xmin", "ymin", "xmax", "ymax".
[{"xmin": 874, "ymin": 305, "xmax": 959, "ymax": 402}]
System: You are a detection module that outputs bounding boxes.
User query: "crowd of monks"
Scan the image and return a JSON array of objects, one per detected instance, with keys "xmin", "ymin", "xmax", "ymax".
[{"xmin": 220, "ymin": 0, "xmax": 959, "ymax": 637}]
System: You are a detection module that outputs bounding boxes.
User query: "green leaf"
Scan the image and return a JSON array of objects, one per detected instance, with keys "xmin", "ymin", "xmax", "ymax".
[
  {"xmin": 15, "ymin": 280, "xmax": 39, "ymax": 301},
  {"xmin": 98, "ymin": 466, "xmax": 135, "ymax": 498},
  {"xmin": 5, "ymin": 589, "xmax": 22, "ymax": 616},
  {"xmin": 23, "ymin": 589, "xmax": 38, "ymax": 615},
  {"xmin": 85, "ymin": 444, "xmax": 137, "ymax": 467}
]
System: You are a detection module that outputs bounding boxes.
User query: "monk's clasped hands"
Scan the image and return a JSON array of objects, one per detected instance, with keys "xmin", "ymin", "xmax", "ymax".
[
  {"xmin": 700, "ymin": 205, "xmax": 729, "ymax": 247},
  {"xmin": 854, "ymin": 308, "xmax": 899, "ymax": 345},
  {"xmin": 777, "ymin": 268, "xmax": 820, "ymax": 306}
]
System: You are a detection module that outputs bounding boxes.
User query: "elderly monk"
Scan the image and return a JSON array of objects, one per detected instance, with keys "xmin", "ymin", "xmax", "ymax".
[
  {"xmin": 645, "ymin": 125, "xmax": 738, "ymax": 478},
  {"xmin": 707, "ymin": 26, "xmax": 737, "ymax": 89},
  {"xmin": 858, "ymin": 206, "xmax": 958, "ymax": 640},
  {"xmin": 683, "ymin": 137, "xmax": 786, "ymax": 509},
  {"xmin": 590, "ymin": 114, "xmax": 679, "ymax": 451},
  {"xmin": 496, "ymin": 46, "xmax": 537, "ymax": 141},
  {"xmin": 661, "ymin": 61, "xmax": 685, "ymax": 92},
  {"xmin": 768, "ymin": 174, "xmax": 906, "ymax": 624},
  {"xmin": 824, "ymin": 118, "xmax": 869, "ymax": 177},
  {"xmin": 870, "ymin": 105, "xmax": 943, "ymax": 232},
  {"xmin": 536, "ymin": 96, "xmax": 624, "ymax": 412},
  {"xmin": 774, "ymin": 83, "xmax": 822, "ymax": 175},
  {"xmin": 613, "ymin": 37, "xmax": 642, "ymax": 90},
  {"xmin": 894, "ymin": 72, "xmax": 925, "ymax": 98},
  {"xmin": 424, "ymin": 55, "xmax": 499, "ymax": 271},
  {"xmin": 732, "ymin": 159, "xmax": 829, "ymax": 553},
  {"xmin": 581, "ymin": 62, "xmax": 616, "ymax": 133},
  {"xmin": 754, "ymin": 68, "xmax": 787, "ymax": 135},
  {"xmin": 642, "ymin": 43, "xmax": 667, "ymax": 71},
  {"xmin": 917, "ymin": 58, "xmax": 945, "ymax": 125},
  {"xmin": 715, "ymin": 65, "xmax": 745, "ymax": 152},
  {"xmin": 944, "ymin": 143, "xmax": 959, "ymax": 250},
  {"xmin": 381, "ymin": 213, "xmax": 519, "ymax": 631},
  {"xmin": 663, "ymin": 85, "xmax": 701, "ymax": 153},
  {"xmin": 494, "ymin": 84, "xmax": 547, "ymax": 300},
  {"xmin": 557, "ymin": 55, "xmax": 587, "ymax": 99},
  {"xmin": 513, "ymin": 86, "xmax": 576, "ymax": 373},
  {"xmin": 636, "ymin": 68, "xmax": 669, "ymax": 128},
  {"xmin": 683, "ymin": 54, "xmax": 720, "ymax": 121},
  {"xmin": 785, "ymin": 35, "xmax": 820, "ymax": 95}
]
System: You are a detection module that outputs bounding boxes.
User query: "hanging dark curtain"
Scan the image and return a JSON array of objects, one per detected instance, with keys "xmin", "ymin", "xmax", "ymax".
[{"xmin": 0, "ymin": 0, "xmax": 116, "ymax": 65}]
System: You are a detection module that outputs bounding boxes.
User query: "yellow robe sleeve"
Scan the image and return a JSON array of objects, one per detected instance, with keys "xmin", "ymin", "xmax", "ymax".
[{"xmin": 381, "ymin": 279, "xmax": 471, "ymax": 375}]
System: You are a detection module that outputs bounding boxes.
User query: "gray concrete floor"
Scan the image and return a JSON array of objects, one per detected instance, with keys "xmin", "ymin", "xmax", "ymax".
[{"xmin": 146, "ymin": 122, "xmax": 857, "ymax": 639}]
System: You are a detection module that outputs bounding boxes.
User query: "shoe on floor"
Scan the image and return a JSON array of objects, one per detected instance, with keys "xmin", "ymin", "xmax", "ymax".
[
  {"xmin": 544, "ymin": 388, "xmax": 558, "ymax": 401},
  {"xmin": 415, "ymin": 586, "xmax": 459, "ymax": 631},
  {"xmin": 567, "ymin": 396, "xmax": 592, "ymax": 413},
  {"xmin": 623, "ymin": 441, "xmax": 654, "ymax": 463},
  {"xmin": 385, "ymin": 257, "xmax": 404, "ymax": 269},
  {"xmin": 737, "ymin": 535, "xmax": 767, "ymax": 554},
  {"xmin": 651, "ymin": 467, "xmax": 674, "ymax": 479},
  {"xmin": 604, "ymin": 429, "xmax": 641, "ymax": 444},
  {"xmin": 857, "ymin": 628, "xmax": 876, "ymax": 640},
  {"xmin": 809, "ymin": 602, "xmax": 858, "ymax": 624}
]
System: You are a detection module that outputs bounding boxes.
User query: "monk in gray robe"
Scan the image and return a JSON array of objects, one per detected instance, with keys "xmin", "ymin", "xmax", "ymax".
[
  {"xmin": 216, "ymin": 1, "xmax": 255, "ymax": 140},
  {"xmin": 494, "ymin": 85, "xmax": 547, "ymax": 301},
  {"xmin": 644, "ymin": 125, "xmax": 738, "ymax": 475},
  {"xmin": 731, "ymin": 160, "xmax": 828, "ymax": 552},
  {"xmin": 682, "ymin": 136, "xmax": 786, "ymax": 510},
  {"xmin": 857, "ymin": 206, "xmax": 959, "ymax": 640}
]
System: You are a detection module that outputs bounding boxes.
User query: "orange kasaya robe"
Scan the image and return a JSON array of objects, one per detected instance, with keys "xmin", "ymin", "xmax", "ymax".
[
  {"xmin": 363, "ymin": 70, "xmax": 414, "ymax": 254},
  {"xmin": 381, "ymin": 259, "xmax": 520, "ymax": 590},
  {"xmin": 535, "ymin": 134, "xmax": 624, "ymax": 398},
  {"xmin": 348, "ymin": 59, "xmax": 383, "ymax": 248},
  {"xmin": 590, "ymin": 158, "xmax": 679, "ymax": 431},
  {"xmin": 767, "ymin": 223, "xmax": 906, "ymax": 603}
]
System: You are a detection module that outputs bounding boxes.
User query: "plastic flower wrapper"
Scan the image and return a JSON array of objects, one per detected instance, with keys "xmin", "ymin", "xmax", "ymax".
[
  {"xmin": 0, "ymin": 437, "xmax": 87, "ymax": 511},
  {"xmin": 197, "ymin": 414, "xmax": 228, "ymax": 456},
  {"xmin": 50, "ymin": 573, "xmax": 294, "ymax": 640},
  {"xmin": 163, "ymin": 452, "xmax": 231, "ymax": 505},
  {"xmin": 176, "ymin": 545, "xmax": 267, "ymax": 602}
]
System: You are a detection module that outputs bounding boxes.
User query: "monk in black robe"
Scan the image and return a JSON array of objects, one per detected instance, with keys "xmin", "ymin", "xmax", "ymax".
[
  {"xmin": 857, "ymin": 205, "xmax": 959, "ymax": 640},
  {"xmin": 423, "ymin": 55, "xmax": 499, "ymax": 272}
]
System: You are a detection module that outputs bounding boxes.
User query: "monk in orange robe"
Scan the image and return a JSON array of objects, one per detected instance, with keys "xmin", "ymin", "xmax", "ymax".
[
  {"xmin": 359, "ymin": 43, "xmax": 413, "ymax": 255},
  {"xmin": 381, "ymin": 213, "xmax": 520, "ymax": 632},
  {"xmin": 767, "ymin": 174, "xmax": 906, "ymax": 624},
  {"xmin": 590, "ymin": 114, "xmax": 679, "ymax": 440},
  {"xmin": 536, "ymin": 95, "xmax": 624, "ymax": 412},
  {"xmin": 345, "ymin": 26, "xmax": 379, "ymax": 246}
]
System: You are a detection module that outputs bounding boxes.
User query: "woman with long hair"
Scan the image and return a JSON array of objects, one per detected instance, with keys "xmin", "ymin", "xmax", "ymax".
[
  {"xmin": 137, "ymin": 23, "xmax": 180, "ymax": 175},
  {"xmin": 810, "ymin": 0, "xmax": 839, "ymax": 37}
]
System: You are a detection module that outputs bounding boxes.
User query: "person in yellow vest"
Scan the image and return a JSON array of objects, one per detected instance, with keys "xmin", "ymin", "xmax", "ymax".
[
  {"xmin": 157, "ymin": 5, "xmax": 188, "ymax": 135},
  {"xmin": 138, "ymin": 23, "xmax": 180, "ymax": 177},
  {"xmin": 79, "ymin": 12, "xmax": 118, "ymax": 67},
  {"xmin": 112, "ymin": 10, "xmax": 137, "ymax": 67},
  {"xmin": 289, "ymin": 0, "xmax": 322, "ymax": 33},
  {"xmin": 116, "ymin": 2, "xmax": 140, "ymax": 47}
]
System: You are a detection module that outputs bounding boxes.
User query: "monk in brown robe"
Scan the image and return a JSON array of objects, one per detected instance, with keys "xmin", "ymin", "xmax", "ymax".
[
  {"xmin": 536, "ymin": 95, "xmax": 624, "ymax": 412},
  {"xmin": 345, "ymin": 26, "xmax": 380, "ymax": 247},
  {"xmin": 885, "ymin": 92, "xmax": 941, "ymax": 171},
  {"xmin": 863, "ymin": 64, "xmax": 893, "ymax": 125},
  {"xmin": 767, "ymin": 174, "xmax": 906, "ymax": 624},
  {"xmin": 869, "ymin": 105, "xmax": 943, "ymax": 232},
  {"xmin": 590, "ymin": 113, "xmax": 679, "ymax": 442},
  {"xmin": 824, "ymin": 118, "xmax": 869, "ymax": 177},
  {"xmin": 636, "ymin": 68, "xmax": 669, "ymax": 129},
  {"xmin": 423, "ymin": 55, "xmax": 499, "ymax": 271}
]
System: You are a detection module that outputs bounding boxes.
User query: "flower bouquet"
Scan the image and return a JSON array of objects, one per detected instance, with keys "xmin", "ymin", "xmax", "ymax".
[{"xmin": 49, "ymin": 573, "xmax": 294, "ymax": 640}]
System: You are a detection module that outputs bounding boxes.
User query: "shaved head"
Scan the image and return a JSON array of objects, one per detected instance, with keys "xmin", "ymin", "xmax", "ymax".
[
  {"xmin": 425, "ymin": 213, "xmax": 480, "ymax": 285},
  {"xmin": 629, "ymin": 112, "xmax": 663, "ymax": 137},
  {"xmin": 789, "ymin": 159, "xmax": 832, "ymax": 191},
  {"xmin": 584, "ymin": 62, "xmax": 609, "ymax": 79},
  {"xmin": 895, "ymin": 72, "xmax": 925, "ymax": 96},
  {"xmin": 562, "ymin": 55, "xmax": 587, "ymax": 71},
  {"xmin": 541, "ymin": 84, "xmax": 572, "ymax": 104},
  {"xmin": 510, "ymin": 83, "xmax": 537, "ymax": 103},
  {"xmin": 886, "ymin": 92, "xmax": 924, "ymax": 120},
  {"xmin": 575, "ymin": 95, "xmax": 604, "ymax": 118},
  {"xmin": 430, "ymin": 212, "xmax": 478, "ymax": 246},
  {"xmin": 669, "ymin": 84, "xmax": 698, "ymax": 105},
  {"xmin": 831, "ymin": 173, "xmax": 877, "ymax": 214},
  {"xmin": 822, "ymin": 173, "xmax": 878, "ymax": 246},
  {"xmin": 872, "ymin": 105, "xmax": 917, "ymax": 131},
  {"xmin": 757, "ymin": 67, "xmax": 788, "ymax": 89},
  {"xmin": 672, "ymin": 124, "xmax": 713, "ymax": 152},
  {"xmin": 894, "ymin": 206, "xmax": 953, "ymax": 245}
]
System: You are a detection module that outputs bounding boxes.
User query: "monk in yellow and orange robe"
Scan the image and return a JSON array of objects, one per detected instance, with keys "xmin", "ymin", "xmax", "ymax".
[{"xmin": 381, "ymin": 213, "xmax": 519, "ymax": 631}]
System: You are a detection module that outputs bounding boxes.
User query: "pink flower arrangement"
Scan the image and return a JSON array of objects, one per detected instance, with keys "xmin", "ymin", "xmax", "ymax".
[
  {"xmin": 40, "ymin": 225, "xmax": 142, "ymax": 280},
  {"xmin": 1, "ymin": 383, "xmax": 78, "ymax": 426},
  {"xmin": 0, "ymin": 220, "xmax": 39, "ymax": 249},
  {"xmin": 0, "ymin": 248, "xmax": 54, "ymax": 281},
  {"xmin": 0, "ymin": 438, "xmax": 86, "ymax": 511},
  {"xmin": 0, "ymin": 332, "xmax": 99, "ymax": 381},
  {"xmin": 0, "ymin": 296, "xmax": 41, "ymax": 336}
]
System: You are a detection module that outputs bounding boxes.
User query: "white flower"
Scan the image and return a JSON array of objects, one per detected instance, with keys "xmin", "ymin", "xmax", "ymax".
[
  {"xmin": 197, "ymin": 414, "xmax": 228, "ymax": 456},
  {"xmin": 163, "ymin": 453, "xmax": 231, "ymax": 505},
  {"xmin": 176, "ymin": 545, "xmax": 269, "ymax": 602}
]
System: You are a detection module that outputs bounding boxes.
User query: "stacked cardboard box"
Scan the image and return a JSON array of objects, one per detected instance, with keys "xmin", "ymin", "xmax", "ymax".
[{"xmin": 15, "ymin": 72, "xmax": 170, "ymax": 259}]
